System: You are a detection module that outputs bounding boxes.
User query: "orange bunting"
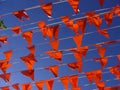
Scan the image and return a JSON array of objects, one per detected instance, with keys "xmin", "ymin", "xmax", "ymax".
[
  {"xmin": 67, "ymin": 62, "xmax": 82, "ymax": 73},
  {"xmin": 22, "ymin": 83, "xmax": 32, "ymax": 90},
  {"xmin": 22, "ymin": 31, "xmax": 33, "ymax": 46},
  {"xmin": 76, "ymin": 19, "xmax": 86, "ymax": 34},
  {"xmin": 98, "ymin": 29, "xmax": 110, "ymax": 38},
  {"xmin": 78, "ymin": 46, "xmax": 89, "ymax": 57},
  {"xmin": 27, "ymin": 45, "xmax": 35, "ymax": 55},
  {"xmin": 72, "ymin": 34, "xmax": 83, "ymax": 49},
  {"xmin": 11, "ymin": 26, "xmax": 21, "ymax": 34},
  {"xmin": 96, "ymin": 81, "xmax": 105, "ymax": 90},
  {"xmin": 52, "ymin": 25, "xmax": 59, "ymax": 40},
  {"xmin": 97, "ymin": 47, "xmax": 106, "ymax": 58},
  {"xmin": 0, "ymin": 62, "xmax": 12, "ymax": 73},
  {"xmin": 113, "ymin": 5, "xmax": 120, "ymax": 16},
  {"xmin": 61, "ymin": 16, "xmax": 70, "ymax": 25},
  {"xmin": 20, "ymin": 54, "xmax": 37, "ymax": 70},
  {"xmin": 68, "ymin": 0, "xmax": 79, "ymax": 14},
  {"xmin": 41, "ymin": 2, "xmax": 52, "ymax": 17},
  {"xmin": 99, "ymin": 0, "xmax": 104, "ymax": 7},
  {"xmin": 0, "ymin": 36, "xmax": 8, "ymax": 44},
  {"xmin": 0, "ymin": 73, "xmax": 11, "ymax": 82},
  {"xmin": 1, "ymin": 86, "xmax": 9, "ymax": 90},
  {"xmin": 50, "ymin": 40, "xmax": 59, "ymax": 50},
  {"xmin": 85, "ymin": 71, "xmax": 94, "ymax": 83},
  {"xmin": 3, "ymin": 50, "xmax": 13, "ymax": 61},
  {"xmin": 86, "ymin": 11, "xmax": 95, "ymax": 25},
  {"xmin": 38, "ymin": 21, "xmax": 46, "ymax": 29},
  {"xmin": 21, "ymin": 70, "xmax": 34, "ymax": 80},
  {"xmin": 12, "ymin": 84, "xmax": 20, "ymax": 90},
  {"xmin": 104, "ymin": 11, "xmax": 114, "ymax": 26},
  {"xmin": 69, "ymin": 75, "xmax": 78, "ymax": 88},
  {"xmin": 60, "ymin": 76, "xmax": 69, "ymax": 90},
  {"xmin": 45, "ymin": 65, "xmax": 59, "ymax": 77},
  {"xmin": 71, "ymin": 23, "xmax": 79, "ymax": 35},
  {"xmin": 35, "ymin": 81, "xmax": 44, "ymax": 90},
  {"xmin": 117, "ymin": 54, "xmax": 120, "ymax": 61},
  {"xmin": 46, "ymin": 79, "xmax": 54, "ymax": 90},
  {"xmin": 71, "ymin": 87, "xmax": 81, "ymax": 90},
  {"xmin": 13, "ymin": 10, "xmax": 30, "ymax": 22}
]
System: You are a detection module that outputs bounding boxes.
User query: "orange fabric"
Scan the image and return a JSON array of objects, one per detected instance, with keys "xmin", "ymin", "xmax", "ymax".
[
  {"xmin": 71, "ymin": 87, "xmax": 81, "ymax": 90},
  {"xmin": 94, "ymin": 70, "xmax": 102, "ymax": 82},
  {"xmin": 85, "ymin": 71, "xmax": 94, "ymax": 83},
  {"xmin": 11, "ymin": 26, "xmax": 21, "ymax": 34},
  {"xmin": 113, "ymin": 5, "xmax": 120, "ymax": 16},
  {"xmin": 100, "ymin": 57, "xmax": 108, "ymax": 68},
  {"xmin": 47, "ymin": 26, "xmax": 53, "ymax": 40},
  {"xmin": 21, "ymin": 70, "xmax": 34, "ymax": 80},
  {"xmin": 22, "ymin": 31, "xmax": 33, "ymax": 46},
  {"xmin": 72, "ymin": 23, "xmax": 79, "ymax": 35},
  {"xmin": 76, "ymin": 19, "xmax": 86, "ymax": 34},
  {"xmin": 60, "ymin": 76, "xmax": 69, "ymax": 90},
  {"xmin": 96, "ymin": 81, "xmax": 105, "ymax": 90},
  {"xmin": 41, "ymin": 26, "xmax": 48, "ymax": 39},
  {"xmin": 35, "ymin": 81, "xmax": 44, "ymax": 90},
  {"xmin": 117, "ymin": 54, "xmax": 120, "ymax": 61},
  {"xmin": 20, "ymin": 54, "xmax": 37, "ymax": 70},
  {"xmin": 38, "ymin": 21, "xmax": 46, "ymax": 29},
  {"xmin": 46, "ymin": 79, "xmax": 54, "ymax": 90},
  {"xmin": 1, "ymin": 86, "xmax": 9, "ymax": 90},
  {"xmin": 0, "ymin": 62, "xmax": 12, "ymax": 73},
  {"xmin": 104, "ymin": 11, "xmax": 114, "ymax": 26},
  {"xmin": 13, "ymin": 10, "xmax": 30, "ymax": 22},
  {"xmin": 86, "ymin": 11, "xmax": 95, "ymax": 25},
  {"xmin": 0, "ymin": 36, "xmax": 8, "ymax": 44},
  {"xmin": 0, "ymin": 73, "xmax": 11, "ymax": 82},
  {"xmin": 72, "ymin": 34, "xmax": 83, "ymax": 49},
  {"xmin": 97, "ymin": 47, "xmax": 106, "ymax": 58},
  {"xmin": 78, "ymin": 46, "xmax": 89, "ymax": 57},
  {"xmin": 69, "ymin": 75, "xmax": 78, "ymax": 88},
  {"xmin": 22, "ymin": 83, "xmax": 32, "ymax": 90},
  {"xmin": 99, "ymin": 0, "xmax": 104, "ymax": 7},
  {"xmin": 50, "ymin": 40, "xmax": 59, "ymax": 50},
  {"xmin": 41, "ymin": 2, "xmax": 52, "ymax": 17},
  {"xmin": 98, "ymin": 29, "xmax": 110, "ymax": 38},
  {"xmin": 12, "ymin": 84, "xmax": 20, "ymax": 90},
  {"xmin": 51, "ymin": 25, "xmax": 59, "ymax": 40},
  {"xmin": 61, "ymin": 16, "xmax": 70, "ymax": 25},
  {"xmin": 3, "ymin": 50, "xmax": 13, "ymax": 61},
  {"xmin": 27, "ymin": 45, "xmax": 35, "ymax": 55},
  {"xmin": 104, "ymin": 40, "xmax": 116, "ymax": 45},
  {"xmin": 68, "ymin": 0, "xmax": 79, "ymax": 14}
]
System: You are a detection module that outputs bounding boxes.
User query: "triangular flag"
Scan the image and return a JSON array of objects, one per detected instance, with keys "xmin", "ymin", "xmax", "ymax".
[
  {"xmin": 97, "ymin": 47, "xmax": 106, "ymax": 58},
  {"xmin": 104, "ymin": 11, "xmax": 114, "ymax": 26},
  {"xmin": 22, "ymin": 83, "xmax": 32, "ymax": 90},
  {"xmin": 117, "ymin": 54, "xmax": 120, "ymax": 61},
  {"xmin": 96, "ymin": 81, "xmax": 105, "ymax": 90},
  {"xmin": 50, "ymin": 40, "xmax": 59, "ymax": 50},
  {"xmin": 38, "ymin": 21, "xmax": 46, "ymax": 29},
  {"xmin": 61, "ymin": 16, "xmax": 70, "ymax": 25},
  {"xmin": 3, "ymin": 50, "xmax": 12, "ymax": 61},
  {"xmin": 35, "ymin": 81, "xmax": 44, "ymax": 90},
  {"xmin": 13, "ymin": 10, "xmax": 30, "ymax": 22},
  {"xmin": 0, "ymin": 36, "xmax": 8, "ymax": 44},
  {"xmin": 94, "ymin": 70, "xmax": 102, "ymax": 82},
  {"xmin": 100, "ymin": 57, "xmax": 108, "ymax": 68},
  {"xmin": 1, "ymin": 86, "xmax": 9, "ymax": 90},
  {"xmin": 51, "ymin": 25, "xmax": 59, "ymax": 40},
  {"xmin": 12, "ymin": 83, "xmax": 20, "ymax": 90},
  {"xmin": 98, "ymin": 29, "xmax": 110, "ymax": 38},
  {"xmin": 46, "ymin": 79, "xmax": 54, "ymax": 90},
  {"xmin": 41, "ymin": 2, "xmax": 52, "ymax": 17},
  {"xmin": 21, "ymin": 70, "xmax": 34, "ymax": 80},
  {"xmin": 22, "ymin": 31, "xmax": 33, "ymax": 46},
  {"xmin": 11, "ymin": 26, "xmax": 21, "ymax": 34},
  {"xmin": 0, "ymin": 62, "xmax": 12, "ymax": 73},
  {"xmin": 72, "ymin": 34, "xmax": 83, "ymax": 49},
  {"xmin": 27, "ymin": 45, "xmax": 35, "ymax": 55},
  {"xmin": 86, "ymin": 11, "xmax": 95, "ymax": 25},
  {"xmin": 68, "ymin": 0, "xmax": 79, "ymax": 14},
  {"xmin": 113, "ymin": 5, "xmax": 120, "ymax": 16},
  {"xmin": 0, "ymin": 73, "xmax": 11, "ymax": 82},
  {"xmin": 60, "ymin": 76, "xmax": 69, "ymax": 90},
  {"xmin": 69, "ymin": 75, "xmax": 78, "ymax": 88},
  {"xmin": 76, "ymin": 18, "xmax": 86, "ymax": 35},
  {"xmin": 78, "ymin": 46, "xmax": 89, "ymax": 57},
  {"xmin": 0, "ymin": 20, "xmax": 7, "ymax": 29},
  {"xmin": 85, "ymin": 71, "xmax": 94, "ymax": 83},
  {"xmin": 99, "ymin": 0, "xmax": 104, "ymax": 7},
  {"xmin": 71, "ymin": 87, "xmax": 81, "ymax": 90}
]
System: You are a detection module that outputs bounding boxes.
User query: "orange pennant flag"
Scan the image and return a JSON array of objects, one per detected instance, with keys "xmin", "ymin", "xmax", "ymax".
[
  {"xmin": 22, "ymin": 31, "xmax": 33, "ymax": 46},
  {"xmin": 117, "ymin": 54, "xmax": 120, "ymax": 61},
  {"xmin": 35, "ymin": 81, "xmax": 44, "ymax": 90},
  {"xmin": 86, "ymin": 11, "xmax": 95, "ymax": 25},
  {"xmin": 38, "ymin": 21, "xmax": 46, "ymax": 29},
  {"xmin": 69, "ymin": 75, "xmax": 78, "ymax": 88},
  {"xmin": 98, "ymin": 29, "xmax": 110, "ymax": 38},
  {"xmin": 72, "ymin": 34, "xmax": 83, "ymax": 49},
  {"xmin": 0, "ymin": 36, "xmax": 8, "ymax": 44},
  {"xmin": 21, "ymin": 70, "xmax": 34, "ymax": 80},
  {"xmin": 1, "ymin": 86, "xmax": 9, "ymax": 90},
  {"xmin": 96, "ymin": 81, "xmax": 105, "ymax": 90},
  {"xmin": 12, "ymin": 84, "xmax": 20, "ymax": 90},
  {"xmin": 50, "ymin": 40, "xmax": 59, "ymax": 50},
  {"xmin": 0, "ymin": 62, "xmax": 12, "ymax": 73},
  {"xmin": 60, "ymin": 76, "xmax": 69, "ymax": 90},
  {"xmin": 68, "ymin": 0, "xmax": 79, "ymax": 14},
  {"xmin": 85, "ymin": 71, "xmax": 94, "ymax": 83},
  {"xmin": 0, "ymin": 73, "xmax": 11, "ymax": 82},
  {"xmin": 104, "ymin": 11, "xmax": 114, "ymax": 26},
  {"xmin": 41, "ymin": 2, "xmax": 52, "ymax": 17},
  {"xmin": 46, "ymin": 79, "xmax": 54, "ymax": 90},
  {"xmin": 51, "ymin": 25, "xmax": 59, "ymax": 40},
  {"xmin": 99, "ymin": 0, "xmax": 104, "ymax": 7},
  {"xmin": 22, "ymin": 83, "xmax": 32, "ymax": 90},
  {"xmin": 3, "ymin": 50, "xmax": 13, "ymax": 61},
  {"xmin": 76, "ymin": 19, "xmax": 86, "ymax": 35},
  {"xmin": 94, "ymin": 70, "xmax": 102, "ymax": 82},
  {"xmin": 45, "ymin": 65, "xmax": 59, "ymax": 77},
  {"xmin": 71, "ymin": 87, "xmax": 81, "ymax": 90},
  {"xmin": 11, "ymin": 26, "xmax": 21, "ymax": 34},
  {"xmin": 61, "ymin": 16, "xmax": 70, "ymax": 25},
  {"xmin": 113, "ymin": 5, "xmax": 120, "ymax": 16},
  {"xmin": 27, "ymin": 45, "xmax": 35, "ymax": 55},
  {"xmin": 97, "ymin": 47, "xmax": 106, "ymax": 58},
  {"xmin": 78, "ymin": 46, "xmax": 89, "ymax": 57},
  {"xmin": 100, "ymin": 57, "xmax": 108, "ymax": 68},
  {"xmin": 13, "ymin": 10, "xmax": 30, "ymax": 22}
]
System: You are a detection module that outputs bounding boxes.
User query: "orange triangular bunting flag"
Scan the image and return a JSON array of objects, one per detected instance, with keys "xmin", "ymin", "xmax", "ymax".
[
  {"xmin": 71, "ymin": 87, "xmax": 81, "ymax": 90},
  {"xmin": 99, "ymin": 0, "xmax": 104, "ymax": 7},
  {"xmin": 12, "ymin": 84, "xmax": 20, "ymax": 90},
  {"xmin": 3, "ymin": 50, "xmax": 12, "ymax": 61},
  {"xmin": 100, "ymin": 57, "xmax": 108, "ymax": 68},
  {"xmin": 50, "ymin": 40, "xmax": 59, "ymax": 50},
  {"xmin": 98, "ymin": 29, "xmax": 110, "ymax": 38},
  {"xmin": 11, "ymin": 26, "xmax": 21, "ymax": 34},
  {"xmin": 35, "ymin": 81, "xmax": 44, "ymax": 90},
  {"xmin": 61, "ymin": 16, "xmax": 70, "ymax": 25},
  {"xmin": 85, "ymin": 71, "xmax": 94, "ymax": 83},
  {"xmin": 22, "ymin": 83, "xmax": 32, "ymax": 90},
  {"xmin": 41, "ymin": 2, "xmax": 52, "ymax": 17},
  {"xmin": 27, "ymin": 45, "xmax": 35, "ymax": 55},
  {"xmin": 86, "ymin": 11, "xmax": 95, "ymax": 25},
  {"xmin": 1, "ymin": 86, "xmax": 9, "ymax": 90},
  {"xmin": 113, "ymin": 5, "xmax": 120, "ymax": 16},
  {"xmin": 117, "ymin": 54, "xmax": 120, "ymax": 61},
  {"xmin": 0, "ymin": 36, "xmax": 8, "ymax": 44},
  {"xmin": 68, "ymin": 0, "xmax": 79, "ymax": 14},
  {"xmin": 0, "ymin": 62, "xmax": 12, "ymax": 73},
  {"xmin": 38, "ymin": 21, "xmax": 46, "ymax": 29},
  {"xmin": 46, "ymin": 79, "xmax": 54, "ymax": 90},
  {"xmin": 52, "ymin": 25, "xmax": 59, "ymax": 40},
  {"xmin": 0, "ymin": 73, "xmax": 11, "ymax": 82},
  {"xmin": 94, "ymin": 70, "xmax": 102, "ymax": 82},
  {"xmin": 21, "ymin": 70, "xmax": 34, "ymax": 80},
  {"xmin": 72, "ymin": 34, "xmax": 83, "ymax": 49},
  {"xmin": 97, "ymin": 47, "xmax": 106, "ymax": 58},
  {"xmin": 96, "ymin": 81, "xmax": 105, "ymax": 90},
  {"xmin": 22, "ymin": 31, "xmax": 33, "ymax": 46},
  {"xmin": 70, "ymin": 75, "xmax": 78, "ymax": 88},
  {"xmin": 60, "ymin": 76, "xmax": 69, "ymax": 90}
]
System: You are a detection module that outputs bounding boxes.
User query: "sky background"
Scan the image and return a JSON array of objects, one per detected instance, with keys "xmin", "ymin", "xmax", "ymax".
[{"xmin": 0, "ymin": 0, "xmax": 120, "ymax": 90}]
